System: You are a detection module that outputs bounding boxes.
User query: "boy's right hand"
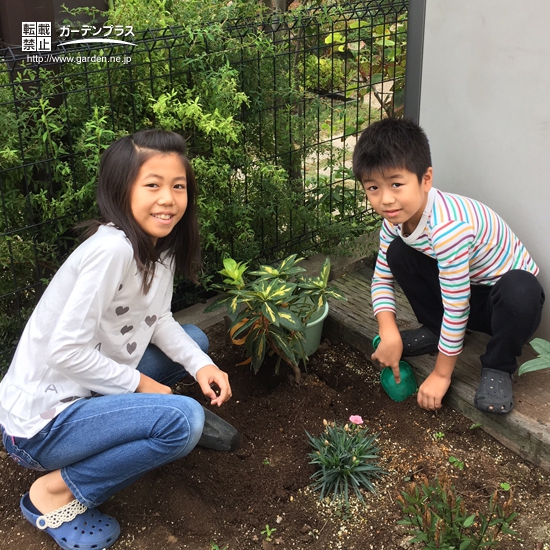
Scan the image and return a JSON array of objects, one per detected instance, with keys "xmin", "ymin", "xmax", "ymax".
[{"xmin": 371, "ymin": 330, "xmax": 403, "ymax": 383}]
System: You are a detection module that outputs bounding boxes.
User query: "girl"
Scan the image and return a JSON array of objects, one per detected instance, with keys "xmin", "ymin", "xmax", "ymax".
[{"xmin": 0, "ymin": 129, "xmax": 235, "ymax": 550}]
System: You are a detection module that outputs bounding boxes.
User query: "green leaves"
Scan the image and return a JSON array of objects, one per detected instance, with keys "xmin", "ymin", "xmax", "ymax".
[
  {"xmin": 203, "ymin": 294, "xmax": 234, "ymax": 313},
  {"xmin": 252, "ymin": 279, "xmax": 296, "ymax": 304},
  {"xmin": 277, "ymin": 308, "xmax": 302, "ymax": 331},
  {"xmin": 448, "ymin": 456, "xmax": 465, "ymax": 470},
  {"xmin": 529, "ymin": 337, "xmax": 550, "ymax": 356},
  {"xmin": 518, "ymin": 338, "xmax": 550, "ymax": 375},
  {"xmin": 518, "ymin": 357, "xmax": 550, "ymax": 375},
  {"xmin": 248, "ymin": 253, "xmax": 306, "ymax": 280},
  {"xmin": 220, "ymin": 258, "xmax": 248, "ymax": 286},
  {"xmin": 206, "ymin": 254, "xmax": 346, "ymax": 380},
  {"xmin": 398, "ymin": 472, "xmax": 519, "ymax": 549},
  {"xmin": 261, "ymin": 301, "xmax": 279, "ymax": 324}
]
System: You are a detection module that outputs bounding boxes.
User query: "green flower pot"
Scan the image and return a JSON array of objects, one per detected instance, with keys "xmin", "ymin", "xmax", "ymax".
[{"xmin": 302, "ymin": 301, "xmax": 329, "ymax": 357}]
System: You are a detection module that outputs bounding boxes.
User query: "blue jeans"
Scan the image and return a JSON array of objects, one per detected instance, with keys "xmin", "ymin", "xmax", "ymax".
[{"xmin": 1, "ymin": 324, "xmax": 208, "ymax": 508}]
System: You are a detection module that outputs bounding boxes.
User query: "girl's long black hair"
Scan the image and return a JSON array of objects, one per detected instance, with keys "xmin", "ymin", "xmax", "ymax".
[{"xmin": 85, "ymin": 129, "xmax": 201, "ymax": 293}]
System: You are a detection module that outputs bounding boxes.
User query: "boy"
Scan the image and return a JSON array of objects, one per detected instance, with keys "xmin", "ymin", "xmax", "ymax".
[{"xmin": 353, "ymin": 118, "xmax": 545, "ymax": 413}]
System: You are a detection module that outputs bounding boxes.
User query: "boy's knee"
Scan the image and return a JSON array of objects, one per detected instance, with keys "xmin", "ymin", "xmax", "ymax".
[
  {"xmin": 386, "ymin": 237, "xmax": 437, "ymax": 278},
  {"xmin": 492, "ymin": 271, "xmax": 545, "ymax": 332},
  {"xmin": 386, "ymin": 237, "xmax": 408, "ymax": 267},
  {"xmin": 495, "ymin": 271, "xmax": 545, "ymax": 308}
]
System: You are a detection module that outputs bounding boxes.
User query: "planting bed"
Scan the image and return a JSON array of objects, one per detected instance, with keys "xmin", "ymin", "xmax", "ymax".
[{"xmin": 1, "ymin": 322, "xmax": 550, "ymax": 549}]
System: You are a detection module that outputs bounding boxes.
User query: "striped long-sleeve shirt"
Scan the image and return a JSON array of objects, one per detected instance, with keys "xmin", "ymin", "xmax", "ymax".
[{"xmin": 371, "ymin": 187, "xmax": 539, "ymax": 356}]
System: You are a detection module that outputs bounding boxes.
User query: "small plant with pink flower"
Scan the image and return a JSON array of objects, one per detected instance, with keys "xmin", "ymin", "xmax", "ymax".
[{"xmin": 307, "ymin": 415, "xmax": 387, "ymax": 506}]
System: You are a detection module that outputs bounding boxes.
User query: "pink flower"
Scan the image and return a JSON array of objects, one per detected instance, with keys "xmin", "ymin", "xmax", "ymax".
[{"xmin": 349, "ymin": 415, "xmax": 363, "ymax": 425}]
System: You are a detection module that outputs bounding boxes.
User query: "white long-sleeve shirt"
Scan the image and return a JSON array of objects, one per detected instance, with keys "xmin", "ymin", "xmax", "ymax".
[{"xmin": 0, "ymin": 225, "xmax": 214, "ymax": 438}]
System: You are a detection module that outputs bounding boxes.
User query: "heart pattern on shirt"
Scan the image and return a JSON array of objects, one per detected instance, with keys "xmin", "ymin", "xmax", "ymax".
[
  {"xmin": 40, "ymin": 408, "xmax": 57, "ymax": 419},
  {"xmin": 116, "ymin": 306, "xmax": 129, "ymax": 316},
  {"xmin": 120, "ymin": 325, "xmax": 133, "ymax": 335},
  {"xmin": 145, "ymin": 315, "xmax": 157, "ymax": 327},
  {"xmin": 127, "ymin": 342, "xmax": 137, "ymax": 354}
]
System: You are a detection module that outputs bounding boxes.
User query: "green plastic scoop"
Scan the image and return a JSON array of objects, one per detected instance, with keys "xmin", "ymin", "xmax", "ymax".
[{"xmin": 372, "ymin": 335, "xmax": 418, "ymax": 402}]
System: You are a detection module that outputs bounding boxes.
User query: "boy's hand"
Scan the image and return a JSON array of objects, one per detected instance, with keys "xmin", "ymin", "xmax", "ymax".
[
  {"xmin": 372, "ymin": 331, "xmax": 403, "ymax": 382},
  {"xmin": 372, "ymin": 311, "xmax": 403, "ymax": 382},
  {"xmin": 417, "ymin": 370, "xmax": 451, "ymax": 410},
  {"xmin": 196, "ymin": 364, "xmax": 232, "ymax": 407},
  {"xmin": 417, "ymin": 353, "xmax": 457, "ymax": 410}
]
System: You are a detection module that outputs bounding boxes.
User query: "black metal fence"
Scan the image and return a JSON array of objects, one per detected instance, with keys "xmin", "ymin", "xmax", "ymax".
[{"xmin": 0, "ymin": 0, "xmax": 408, "ymax": 370}]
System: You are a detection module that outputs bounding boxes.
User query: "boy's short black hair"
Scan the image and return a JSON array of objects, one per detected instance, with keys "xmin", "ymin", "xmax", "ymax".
[{"xmin": 352, "ymin": 117, "xmax": 432, "ymax": 183}]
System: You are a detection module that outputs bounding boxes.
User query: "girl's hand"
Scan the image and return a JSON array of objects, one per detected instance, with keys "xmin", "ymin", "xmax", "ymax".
[
  {"xmin": 135, "ymin": 373, "xmax": 172, "ymax": 394},
  {"xmin": 196, "ymin": 364, "xmax": 232, "ymax": 407}
]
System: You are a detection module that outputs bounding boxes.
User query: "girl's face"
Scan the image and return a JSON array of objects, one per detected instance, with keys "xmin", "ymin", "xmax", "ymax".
[{"xmin": 130, "ymin": 152, "xmax": 188, "ymax": 244}]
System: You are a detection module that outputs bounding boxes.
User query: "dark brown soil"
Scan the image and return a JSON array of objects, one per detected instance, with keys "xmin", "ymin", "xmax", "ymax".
[{"xmin": 1, "ymin": 322, "xmax": 550, "ymax": 550}]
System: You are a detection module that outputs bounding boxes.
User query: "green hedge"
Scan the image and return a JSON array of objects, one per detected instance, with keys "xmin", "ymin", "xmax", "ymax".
[{"xmin": 0, "ymin": 0, "xmax": 407, "ymax": 370}]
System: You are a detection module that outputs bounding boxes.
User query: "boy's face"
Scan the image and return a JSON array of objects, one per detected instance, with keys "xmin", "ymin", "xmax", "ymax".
[{"xmin": 362, "ymin": 167, "xmax": 432, "ymax": 231}]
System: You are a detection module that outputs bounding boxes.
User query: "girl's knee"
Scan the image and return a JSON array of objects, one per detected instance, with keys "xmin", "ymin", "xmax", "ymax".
[
  {"xmin": 181, "ymin": 324, "xmax": 209, "ymax": 354},
  {"xmin": 154, "ymin": 397, "xmax": 204, "ymax": 455},
  {"xmin": 177, "ymin": 397, "xmax": 204, "ymax": 455},
  {"xmin": 185, "ymin": 397, "xmax": 205, "ymax": 437},
  {"xmin": 174, "ymin": 396, "xmax": 204, "ymax": 437}
]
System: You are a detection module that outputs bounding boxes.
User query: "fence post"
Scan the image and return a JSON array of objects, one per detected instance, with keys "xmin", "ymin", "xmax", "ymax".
[
  {"xmin": 0, "ymin": 0, "xmax": 56, "ymax": 52},
  {"xmin": 404, "ymin": 0, "xmax": 426, "ymax": 123}
]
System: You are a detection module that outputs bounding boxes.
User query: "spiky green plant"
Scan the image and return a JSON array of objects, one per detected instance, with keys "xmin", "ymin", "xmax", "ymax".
[{"xmin": 307, "ymin": 417, "xmax": 386, "ymax": 506}]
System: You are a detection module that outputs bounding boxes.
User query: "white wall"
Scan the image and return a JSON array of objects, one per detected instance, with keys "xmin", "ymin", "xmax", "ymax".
[{"xmin": 419, "ymin": 0, "xmax": 550, "ymax": 336}]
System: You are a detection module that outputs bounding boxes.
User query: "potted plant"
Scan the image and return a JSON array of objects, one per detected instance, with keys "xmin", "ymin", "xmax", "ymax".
[{"xmin": 205, "ymin": 254, "xmax": 346, "ymax": 383}]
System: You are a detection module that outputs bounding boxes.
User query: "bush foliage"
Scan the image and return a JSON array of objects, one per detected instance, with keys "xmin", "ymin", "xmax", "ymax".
[{"xmin": 0, "ymin": 0, "xmax": 407, "ymax": 368}]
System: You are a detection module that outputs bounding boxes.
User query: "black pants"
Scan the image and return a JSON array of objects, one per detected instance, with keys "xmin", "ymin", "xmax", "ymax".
[{"xmin": 386, "ymin": 237, "xmax": 545, "ymax": 374}]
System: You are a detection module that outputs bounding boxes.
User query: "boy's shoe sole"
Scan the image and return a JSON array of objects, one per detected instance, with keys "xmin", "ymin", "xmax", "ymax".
[{"xmin": 198, "ymin": 407, "xmax": 241, "ymax": 452}]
